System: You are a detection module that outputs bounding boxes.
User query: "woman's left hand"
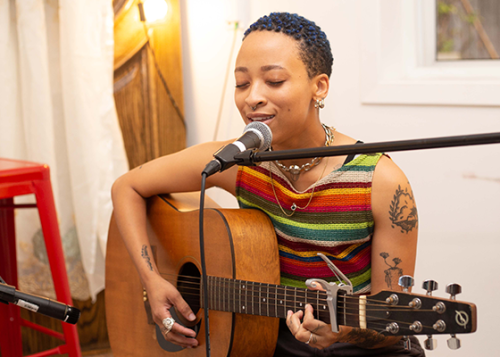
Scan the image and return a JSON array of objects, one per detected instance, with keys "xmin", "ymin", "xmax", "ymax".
[{"xmin": 286, "ymin": 304, "xmax": 341, "ymax": 350}]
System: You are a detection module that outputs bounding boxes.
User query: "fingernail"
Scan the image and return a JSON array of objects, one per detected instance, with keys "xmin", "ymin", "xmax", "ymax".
[
  {"xmin": 287, "ymin": 310, "xmax": 292, "ymax": 317},
  {"xmin": 188, "ymin": 313, "xmax": 196, "ymax": 321}
]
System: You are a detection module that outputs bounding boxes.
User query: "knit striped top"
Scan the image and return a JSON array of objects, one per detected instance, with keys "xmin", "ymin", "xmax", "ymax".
[{"xmin": 235, "ymin": 153, "xmax": 383, "ymax": 294}]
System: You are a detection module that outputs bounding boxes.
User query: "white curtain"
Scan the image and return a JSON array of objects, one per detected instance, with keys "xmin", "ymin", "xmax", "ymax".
[{"xmin": 0, "ymin": 0, "xmax": 129, "ymax": 301}]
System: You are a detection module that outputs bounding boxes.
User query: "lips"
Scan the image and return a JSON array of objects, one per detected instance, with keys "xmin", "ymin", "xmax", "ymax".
[
  {"xmin": 251, "ymin": 115, "xmax": 274, "ymax": 121},
  {"xmin": 247, "ymin": 113, "xmax": 275, "ymax": 123}
]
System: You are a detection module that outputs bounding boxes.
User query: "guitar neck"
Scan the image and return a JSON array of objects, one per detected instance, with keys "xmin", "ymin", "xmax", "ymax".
[{"xmin": 205, "ymin": 276, "xmax": 359, "ymax": 329}]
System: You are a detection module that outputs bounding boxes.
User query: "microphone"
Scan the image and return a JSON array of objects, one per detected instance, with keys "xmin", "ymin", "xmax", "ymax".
[
  {"xmin": 0, "ymin": 282, "xmax": 80, "ymax": 324},
  {"xmin": 203, "ymin": 121, "xmax": 272, "ymax": 176}
]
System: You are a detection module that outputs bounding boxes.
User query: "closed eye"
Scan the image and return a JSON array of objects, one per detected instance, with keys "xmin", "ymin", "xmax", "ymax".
[
  {"xmin": 235, "ymin": 83, "xmax": 249, "ymax": 89},
  {"xmin": 268, "ymin": 81, "xmax": 285, "ymax": 86}
]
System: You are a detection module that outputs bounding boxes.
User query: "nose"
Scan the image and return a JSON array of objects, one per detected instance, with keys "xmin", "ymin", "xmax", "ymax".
[{"xmin": 245, "ymin": 82, "xmax": 266, "ymax": 110}]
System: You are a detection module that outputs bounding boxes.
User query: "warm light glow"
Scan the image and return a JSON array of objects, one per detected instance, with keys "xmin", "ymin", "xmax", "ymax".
[{"xmin": 143, "ymin": 0, "xmax": 168, "ymax": 23}]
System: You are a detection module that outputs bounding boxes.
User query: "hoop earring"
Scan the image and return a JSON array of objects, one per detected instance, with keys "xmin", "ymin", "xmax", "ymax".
[{"xmin": 314, "ymin": 98, "xmax": 325, "ymax": 109}]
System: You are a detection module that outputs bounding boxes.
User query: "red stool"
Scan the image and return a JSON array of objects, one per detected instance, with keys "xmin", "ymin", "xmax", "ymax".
[{"xmin": 0, "ymin": 158, "xmax": 81, "ymax": 357}]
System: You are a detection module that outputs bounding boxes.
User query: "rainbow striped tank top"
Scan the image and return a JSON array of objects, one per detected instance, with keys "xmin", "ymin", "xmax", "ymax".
[{"xmin": 235, "ymin": 153, "xmax": 383, "ymax": 294}]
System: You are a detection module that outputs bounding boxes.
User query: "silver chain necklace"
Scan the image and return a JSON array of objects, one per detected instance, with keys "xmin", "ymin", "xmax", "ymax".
[{"xmin": 273, "ymin": 124, "xmax": 335, "ymax": 181}]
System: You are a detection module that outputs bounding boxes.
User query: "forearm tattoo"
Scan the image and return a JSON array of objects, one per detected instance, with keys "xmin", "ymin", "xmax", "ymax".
[
  {"xmin": 388, "ymin": 184, "xmax": 418, "ymax": 233},
  {"xmin": 141, "ymin": 245, "xmax": 153, "ymax": 271},
  {"xmin": 344, "ymin": 328, "xmax": 388, "ymax": 349},
  {"xmin": 380, "ymin": 252, "xmax": 403, "ymax": 289}
]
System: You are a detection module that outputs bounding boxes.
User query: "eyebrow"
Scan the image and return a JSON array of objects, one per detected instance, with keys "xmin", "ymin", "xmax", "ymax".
[{"xmin": 234, "ymin": 65, "xmax": 285, "ymax": 73}]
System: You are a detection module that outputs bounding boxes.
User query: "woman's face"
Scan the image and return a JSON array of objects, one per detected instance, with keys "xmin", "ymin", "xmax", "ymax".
[{"xmin": 234, "ymin": 31, "xmax": 319, "ymax": 149}]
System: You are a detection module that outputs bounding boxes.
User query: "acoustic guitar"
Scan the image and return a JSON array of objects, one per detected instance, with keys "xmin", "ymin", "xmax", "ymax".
[{"xmin": 105, "ymin": 193, "xmax": 476, "ymax": 357}]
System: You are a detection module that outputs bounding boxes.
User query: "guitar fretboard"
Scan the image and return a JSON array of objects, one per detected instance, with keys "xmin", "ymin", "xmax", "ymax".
[{"xmin": 205, "ymin": 276, "xmax": 358, "ymax": 328}]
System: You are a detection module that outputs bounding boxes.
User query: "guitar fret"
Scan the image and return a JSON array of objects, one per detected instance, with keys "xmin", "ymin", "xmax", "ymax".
[
  {"xmin": 222, "ymin": 277, "xmax": 225, "ymax": 312},
  {"xmin": 316, "ymin": 290, "xmax": 320, "ymax": 320},
  {"xmin": 212, "ymin": 277, "xmax": 215, "ymax": 310},
  {"xmin": 296, "ymin": 287, "xmax": 305, "ymax": 310},
  {"xmin": 277, "ymin": 286, "xmax": 285, "ymax": 318},
  {"xmin": 267, "ymin": 283, "xmax": 270, "ymax": 317},
  {"xmin": 267, "ymin": 284, "xmax": 276, "ymax": 317},
  {"xmin": 242, "ymin": 281, "xmax": 246, "ymax": 314},
  {"xmin": 252, "ymin": 282, "xmax": 255, "ymax": 315},
  {"xmin": 238, "ymin": 280, "xmax": 241, "ymax": 314},
  {"xmin": 219, "ymin": 277, "xmax": 222, "ymax": 312},
  {"xmin": 238, "ymin": 280, "xmax": 242, "ymax": 314},
  {"xmin": 233, "ymin": 279, "xmax": 236, "ymax": 313},
  {"xmin": 226, "ymin": 277, "xmax": 229, "ymax": 312},
  {"xmin": 284, "ymin": 287, "xmax": 287, "ymax": 318},
  {"xmin": 215, "ymin": 277, "xmax": 218, "ymax": 311},
  {"xmin": 274, "ymin": 286, "xmax": 278, "ymax": 317},
  {"xmin": 259, "ymin": 283, "xmax": 262, "ymax": 316},
  {"xmin": 228, "ymin": 278, "xmax": 232, "ymax": 313}
]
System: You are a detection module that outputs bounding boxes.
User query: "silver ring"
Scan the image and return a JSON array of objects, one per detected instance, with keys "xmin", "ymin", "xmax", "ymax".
[
  {"xmin": 251, "ymin": 105, "xmax": 257, "ymax": 111},
  {"xmin": 305, "ymin": 332, "xmax": 313, "ymax": 345},
  {"xmin": 162, "ymin": 317, "xmax": 175, "ymax": 335}
]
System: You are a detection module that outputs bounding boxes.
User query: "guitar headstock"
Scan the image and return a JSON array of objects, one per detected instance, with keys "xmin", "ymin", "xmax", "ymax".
[{"xmin": 366, "ymin": 278, "xmax": 476, "ymax": 350}]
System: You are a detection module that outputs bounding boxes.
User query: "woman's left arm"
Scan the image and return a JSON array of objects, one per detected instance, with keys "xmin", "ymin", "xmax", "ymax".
[
  {"xmin": 286, "ymin": 155, "xmax": 419, "ymax": 349},
  {"xmin": 370, "ymin": 155, "xmax": 419, "ymax": 295}
]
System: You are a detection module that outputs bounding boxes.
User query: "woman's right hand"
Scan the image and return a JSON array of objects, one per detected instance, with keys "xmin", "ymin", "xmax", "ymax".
[{"xmin": 146, "ymin": 274, "xmax": 199, "ymax": 349}]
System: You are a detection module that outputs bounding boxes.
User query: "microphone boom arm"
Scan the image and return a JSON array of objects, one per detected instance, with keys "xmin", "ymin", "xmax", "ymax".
[{"xmin": 234, "ymin": 132, "xmax": 500, "ymax": 165}]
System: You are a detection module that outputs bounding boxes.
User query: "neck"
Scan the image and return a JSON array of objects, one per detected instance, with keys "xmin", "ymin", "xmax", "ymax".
[
  {"xmin": 202, "ymin": 276, "xmax": 359, "ymax": 329},
  {"xmin": 273, "ymin": 122, "xmax": 325, "ymax": 152}
]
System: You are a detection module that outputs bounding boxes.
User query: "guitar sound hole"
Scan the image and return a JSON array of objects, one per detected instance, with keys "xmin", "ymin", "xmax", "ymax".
[{"xmin": 177, "ymin": 262, "xmax": 201, "ymax": 313}]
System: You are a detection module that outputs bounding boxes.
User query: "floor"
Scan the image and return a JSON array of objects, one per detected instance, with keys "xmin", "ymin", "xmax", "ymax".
[{"xmin": 82, "ymin": 349, "xmax": 113, "ymax": 357}]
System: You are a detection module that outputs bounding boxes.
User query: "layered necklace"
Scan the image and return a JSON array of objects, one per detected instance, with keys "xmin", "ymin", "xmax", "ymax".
[
  {"xmin": 273, "ymin": 124, "xmax": 335, "ymax": 182},
  {"xmin": 269, "ymin": 124, "xmax": 335, "ymax": 217}
]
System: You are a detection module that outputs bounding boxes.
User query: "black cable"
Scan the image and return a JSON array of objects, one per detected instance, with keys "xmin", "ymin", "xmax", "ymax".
[{"xmin": 199, "ymin": 173, "xmax": 211, "ymax": 357}]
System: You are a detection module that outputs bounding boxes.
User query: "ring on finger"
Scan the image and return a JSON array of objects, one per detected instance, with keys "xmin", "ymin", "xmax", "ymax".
[
  {"xmin": 162, "ymin": 317, "xmax": 175, "ymax": 335},
  {"xmin": 305, "ymin": 332, "xmax": 313, "ymax": 345}
]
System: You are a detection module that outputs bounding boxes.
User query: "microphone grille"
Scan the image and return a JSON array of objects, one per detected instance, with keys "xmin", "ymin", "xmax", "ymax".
[{"xmin": 244, "ymin": 122, "xmax": 273, "ymax": 151}]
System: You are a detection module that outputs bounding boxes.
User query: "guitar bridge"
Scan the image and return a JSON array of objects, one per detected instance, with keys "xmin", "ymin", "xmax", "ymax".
[{"xmin": 305, "ymin": 253, "xmax": 353, "ymax": 333}]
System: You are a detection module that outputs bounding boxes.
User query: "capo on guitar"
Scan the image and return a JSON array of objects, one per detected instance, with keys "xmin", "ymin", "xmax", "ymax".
[{"xmin": 305, "ymin": 253, "xmax": 353, "ymax": 333}]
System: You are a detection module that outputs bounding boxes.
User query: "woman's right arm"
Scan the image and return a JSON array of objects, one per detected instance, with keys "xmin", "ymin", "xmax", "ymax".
[{"xmin": 111, "ymin": 140, "xmax": 237, "ymax": 348}]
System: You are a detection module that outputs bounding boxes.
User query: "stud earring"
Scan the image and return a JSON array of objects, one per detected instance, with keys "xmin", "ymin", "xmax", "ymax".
[{"xmin": 314, "ymin": 98, "xmax": 325, "ymax": 109}]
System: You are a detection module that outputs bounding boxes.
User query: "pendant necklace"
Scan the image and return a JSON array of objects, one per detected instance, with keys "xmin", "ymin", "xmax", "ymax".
[
  {"xmin": 270, "ymin": 156, "xmax": 329, "ymax": 217},
  {"xmin": 269, "ymin": 124, "xmax": 335, "ymax": 217}
]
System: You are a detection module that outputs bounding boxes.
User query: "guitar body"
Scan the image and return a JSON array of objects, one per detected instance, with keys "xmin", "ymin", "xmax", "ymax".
[{"xmin": 106, "ymin": 193, "xmax": 281, "ymax": 357}]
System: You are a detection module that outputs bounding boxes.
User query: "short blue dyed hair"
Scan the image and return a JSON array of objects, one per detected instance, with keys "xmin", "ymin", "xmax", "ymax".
[{"xmin": 243, "ymin": 12, "xmax": 333, "ymax": 78}]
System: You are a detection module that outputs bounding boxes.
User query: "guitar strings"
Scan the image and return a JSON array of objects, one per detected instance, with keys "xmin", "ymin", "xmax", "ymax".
[
  {"xmin": 154, "ymin": 276, "xmax": 444, "ymax": 332},
  {"xmin": 161, "ymin": 272, "xmax": 423, "ymax": 311}
]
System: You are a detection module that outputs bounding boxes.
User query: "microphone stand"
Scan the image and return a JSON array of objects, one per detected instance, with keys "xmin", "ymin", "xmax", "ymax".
[{"xmin": 234, "ymin": 132, "xmax": 500, "ymax": 165}]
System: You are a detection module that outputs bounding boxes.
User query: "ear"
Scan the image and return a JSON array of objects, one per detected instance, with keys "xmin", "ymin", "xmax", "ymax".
[{"xmin": 312, "ymin": 73, "xmax": 329, "ymax": 100}]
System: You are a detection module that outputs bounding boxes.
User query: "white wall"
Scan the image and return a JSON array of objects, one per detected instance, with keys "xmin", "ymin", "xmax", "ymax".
[{"xmin": 180, "ymin": 1, "xmax": 500, "ymax": 356}]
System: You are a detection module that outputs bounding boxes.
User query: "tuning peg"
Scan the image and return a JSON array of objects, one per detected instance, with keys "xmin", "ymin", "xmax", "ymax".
[
  {"xmin": 424, "ymin": 335, "xmax": 437, "ymax": 350},
  {"xmin": 446, "ymin": 283, "xmax": 462, "ymax": 300},
  {"xmin": 422, "ymin": 280, "xmax": 438, "ymax": 296},
  {"xmin": 447, "ymin": 335, "xmax": 461, "ymax": 350},
  {"xmin": 398, "ymin": 275, "xmax": 414, "ymax": 292}
]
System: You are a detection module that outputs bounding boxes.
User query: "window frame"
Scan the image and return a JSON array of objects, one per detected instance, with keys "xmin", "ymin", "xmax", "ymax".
[{"xmin": 359, "ymin": 0, "xmax": 500, "ymax": 107}]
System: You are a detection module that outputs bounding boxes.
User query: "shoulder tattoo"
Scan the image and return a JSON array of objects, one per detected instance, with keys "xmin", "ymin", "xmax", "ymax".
[{"xmin": 388, "ymin": 184, "xmax": 418, "ymax": 233}]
